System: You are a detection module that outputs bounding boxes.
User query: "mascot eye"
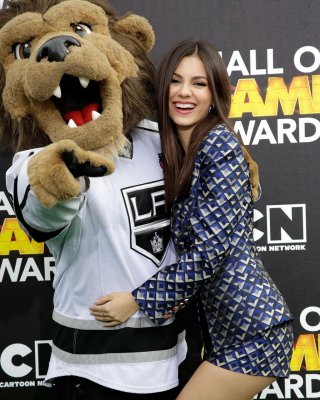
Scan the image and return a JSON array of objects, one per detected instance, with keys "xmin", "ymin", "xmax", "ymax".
[
  {"xmin": 71, "ymin": 23, "xmax": 92, "ymax": 37},
  {"xmin": 13, "ymin": 41, "xmax": 32, "ymax": 60}
]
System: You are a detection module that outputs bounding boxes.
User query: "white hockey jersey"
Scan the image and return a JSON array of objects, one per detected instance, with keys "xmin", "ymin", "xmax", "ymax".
[{"xmin": 6, "ymin": 120, "xmax": 187, "ymax": 394}]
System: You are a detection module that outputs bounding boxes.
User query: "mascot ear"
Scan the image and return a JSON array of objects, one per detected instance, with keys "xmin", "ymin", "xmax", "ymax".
[{"xmin": 114, "ymin": 14, "xmax": 155, "ymax": 53}]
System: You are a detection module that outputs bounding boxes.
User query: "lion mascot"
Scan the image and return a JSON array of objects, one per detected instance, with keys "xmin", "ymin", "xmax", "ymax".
[{"xmin": 0, "ymin": 0, "xmax": 259, "ymax": 398}]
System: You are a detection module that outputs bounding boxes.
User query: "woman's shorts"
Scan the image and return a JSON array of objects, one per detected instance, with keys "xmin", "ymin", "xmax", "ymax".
[{"xmin": 205, "ymin": 321, "xmax": 293, "ymax": 377}]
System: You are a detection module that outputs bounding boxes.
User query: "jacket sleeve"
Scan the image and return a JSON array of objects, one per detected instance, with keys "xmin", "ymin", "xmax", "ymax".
[{"xmin": 132, "ymin": 127, "xmax": 252, "ymax": 324}]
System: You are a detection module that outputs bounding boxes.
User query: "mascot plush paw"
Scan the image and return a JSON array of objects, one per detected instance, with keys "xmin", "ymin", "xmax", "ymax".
[{"xmin": 27, "ymin": 139, "xmax": 114, "ymax": 207}]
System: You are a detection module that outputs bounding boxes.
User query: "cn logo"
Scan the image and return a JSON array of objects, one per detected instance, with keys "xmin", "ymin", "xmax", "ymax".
[
  {"xmin": 253, "ymin": 204, "xmax": 307, "ymax": 244},
  {"xmin": 0, "ymin": 340, "xmax": 52, "ymax": 379},
  {"xmin": 267, "ymin": 204, "xmax": 306, "ymax": 243}
]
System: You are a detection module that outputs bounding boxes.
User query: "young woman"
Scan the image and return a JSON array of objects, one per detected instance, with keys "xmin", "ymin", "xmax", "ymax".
[{"xmin": 90, "ymin": 40, "xmax": 294, "ymax": 400}]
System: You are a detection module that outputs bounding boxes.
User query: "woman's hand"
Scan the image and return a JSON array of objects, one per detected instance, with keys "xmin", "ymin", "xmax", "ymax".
[{"xmin": 90, "ymin": 292, "xmax": 140, "ymax": 327}]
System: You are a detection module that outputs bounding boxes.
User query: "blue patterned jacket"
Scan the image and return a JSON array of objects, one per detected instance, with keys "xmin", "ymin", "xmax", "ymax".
[{"xmin": 132, "ymin": 125, "xmax": 293, "ymax": 352}]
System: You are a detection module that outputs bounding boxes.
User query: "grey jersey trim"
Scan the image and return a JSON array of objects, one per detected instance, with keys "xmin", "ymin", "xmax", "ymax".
[{"xmin": 52, "ymin": 310, "xmax": 173, "ymax": 330}]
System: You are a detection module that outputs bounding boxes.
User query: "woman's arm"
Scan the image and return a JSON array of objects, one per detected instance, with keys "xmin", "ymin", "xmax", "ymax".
[
  {"xmin": 92, "ymin": 127, "xmax": 251, "ymax": 326},
  {"xmin": 132, "ymin": 128, "xmax": 251, "ymax": 324}
]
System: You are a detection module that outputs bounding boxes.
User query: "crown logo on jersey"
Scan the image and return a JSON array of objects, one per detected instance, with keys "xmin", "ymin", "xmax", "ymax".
[{"xmin": 150, "ymin": 232, "xmax": 163, "ymax": 254}]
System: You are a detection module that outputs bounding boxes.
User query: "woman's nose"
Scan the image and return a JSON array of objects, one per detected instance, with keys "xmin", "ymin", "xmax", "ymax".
[{"xmin": 178, "ymin": 83, "xmax": 191, "ymax": 97}]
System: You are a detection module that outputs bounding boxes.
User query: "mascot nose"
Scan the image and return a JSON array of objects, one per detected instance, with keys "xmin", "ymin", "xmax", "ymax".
[{"xmin": 36, "ymin": 35, "xmax": 81, "ymax": 62}]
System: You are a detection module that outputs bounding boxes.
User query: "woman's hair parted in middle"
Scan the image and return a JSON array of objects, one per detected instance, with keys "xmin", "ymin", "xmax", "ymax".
[{"xmin": 157, "ymin": 39, "xmax": 233, "ymax": 209}]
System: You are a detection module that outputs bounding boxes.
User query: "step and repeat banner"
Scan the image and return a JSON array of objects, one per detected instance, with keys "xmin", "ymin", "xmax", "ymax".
[{"xmin": 0, "ymin": 0, "xmax": 319, "ymax": 399}]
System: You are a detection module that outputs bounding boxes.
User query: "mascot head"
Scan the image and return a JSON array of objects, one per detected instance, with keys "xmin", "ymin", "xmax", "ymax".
[{"xmin": 0, "ymin": 0, "xmax": 156, "ymax": 156}]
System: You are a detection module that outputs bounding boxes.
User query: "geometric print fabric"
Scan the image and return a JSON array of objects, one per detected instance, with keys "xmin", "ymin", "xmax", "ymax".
[
  {"xmin": 133, "ymin": 125, "xmax": 293, "ymax": 376},
  {"xmin": 205, "ymin": 321, "xmax": 294, "ymax": 377}
]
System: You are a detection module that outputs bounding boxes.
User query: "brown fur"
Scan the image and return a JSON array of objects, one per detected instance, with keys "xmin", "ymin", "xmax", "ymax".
[
  {"xmin": 0, "ymin": 0, "xmax": 156, "ymax": 154},
  {"xmin": 27, "ymin": 138, "xmax": 115, "ymax": 207}
]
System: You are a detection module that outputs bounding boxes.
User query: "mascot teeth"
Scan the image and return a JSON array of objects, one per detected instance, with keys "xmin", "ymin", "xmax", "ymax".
[
  {"xmin": 68, "ymin": 119, "xmax": 77, "ymax": 128},
  {"xmin": 50, "ymin": 74, "xmax": 102, "ymax": 126},
  {"xmin": 53, "ymin": 76, "xmax": 90, "ymax": 99},
  {"xmin": 79, "ymin": 77, "xmax": 90, "ymax": 89},
  {"xmin": 92, "ymin": 110, "xmax": 101, "ymax": 121},
  {"xmin": 53, "ymin": 85, "xmax": 62, "ymax": 98}
]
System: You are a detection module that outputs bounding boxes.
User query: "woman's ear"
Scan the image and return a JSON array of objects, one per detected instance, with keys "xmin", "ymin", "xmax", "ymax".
[{"xmin": 114, "ymin": 14, "xmax": 155, "ymax": 53}]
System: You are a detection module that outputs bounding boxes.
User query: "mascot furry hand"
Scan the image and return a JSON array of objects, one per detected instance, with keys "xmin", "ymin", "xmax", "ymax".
[{"xmin": 0, "ymin": 0, "xmax": 156, "ymax": 207}]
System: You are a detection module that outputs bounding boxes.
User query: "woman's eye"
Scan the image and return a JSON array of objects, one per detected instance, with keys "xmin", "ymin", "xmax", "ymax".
[
  {"xmin": 194, "ymin": 82, "xmax": 207, "ymax": 87},
  {"xmin": 171, "ymin": 79, "xmax": 180, "ymax": 84},
  {"xmin": 71, "ymin": 23, "xmax": 92, "ymax": 37},
  {"xmin": 13, "ymin": 41, "xmax": 32, "ymax": 60}
]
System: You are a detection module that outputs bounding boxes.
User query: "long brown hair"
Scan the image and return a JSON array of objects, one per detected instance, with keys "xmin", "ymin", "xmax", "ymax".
[{"xmin": 157, "ymin": 39, "xmax": 235, "ymax": 210}]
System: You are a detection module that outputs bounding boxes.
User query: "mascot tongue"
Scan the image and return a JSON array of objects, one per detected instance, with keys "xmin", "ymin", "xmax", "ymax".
[{"xmin": 64, "ymin": 103, "xmax": 99, "ymax": 126}]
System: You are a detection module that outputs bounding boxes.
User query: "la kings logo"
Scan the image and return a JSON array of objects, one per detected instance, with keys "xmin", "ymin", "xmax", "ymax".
[{"xmin": 122, "ymin": 180, "xmax": 170, "ymax": 266}]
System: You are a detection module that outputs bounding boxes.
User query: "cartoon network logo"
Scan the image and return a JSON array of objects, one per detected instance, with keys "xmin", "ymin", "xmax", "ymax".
[
  {"xmin": 0, "ymin": 340, "xmax": 52, "ymax": 390},
  {"xmin": 253, "ymin": 204, "xmax": 307, "ymax": 252},
  {"xmin": 0, "ymin": 340, "xmax": 52, "ymax": 381}
]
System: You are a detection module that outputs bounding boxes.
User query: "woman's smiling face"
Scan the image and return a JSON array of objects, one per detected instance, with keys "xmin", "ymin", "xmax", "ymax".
[{"xmin": 169, "ymin": 54, "xmax": 212, "ymax": 137}]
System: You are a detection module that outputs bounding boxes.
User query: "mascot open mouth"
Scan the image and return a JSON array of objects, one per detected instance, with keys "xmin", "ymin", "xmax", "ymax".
[{"xmin": 51, "ymin": 74, "xmax": 102, "ymax": 128}]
